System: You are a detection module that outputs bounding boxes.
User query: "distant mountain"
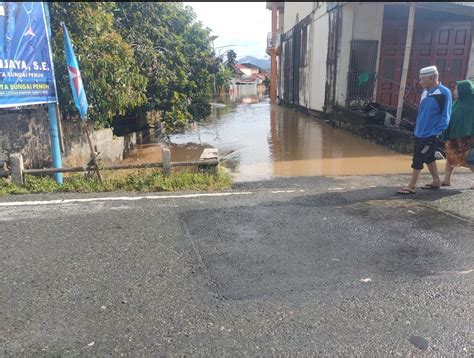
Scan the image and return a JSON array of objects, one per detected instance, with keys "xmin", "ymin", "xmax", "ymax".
[{"xmin": 237, "ymin": 56, "xmax": 270, "ymax": 71}]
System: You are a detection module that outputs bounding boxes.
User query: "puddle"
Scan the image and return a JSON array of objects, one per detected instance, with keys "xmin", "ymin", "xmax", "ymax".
[{"xmin": 121, "ymin": 93, "xmax": 436, "ymax": 182}]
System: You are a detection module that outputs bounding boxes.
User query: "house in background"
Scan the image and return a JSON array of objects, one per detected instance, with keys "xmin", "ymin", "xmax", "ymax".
[
  {"xmin": 266, "ymin": 2, "xmax": 474, "ymax": 116},
  {"xmin": 234, "ymin": 64, "xmax": 253, "ymax": 77},
  {"xmin": 232, "ymin": 63, "xmax": 268, "ymax": 87},
  {"xmin": 230, "ymin": 62, "xmax": 269, "ymax": 102}
]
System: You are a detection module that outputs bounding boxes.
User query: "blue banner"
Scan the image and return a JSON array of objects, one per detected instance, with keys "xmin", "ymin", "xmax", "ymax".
[{"xmin": 0, "ymin": 2, "xmax": 57, "ymax": 108}]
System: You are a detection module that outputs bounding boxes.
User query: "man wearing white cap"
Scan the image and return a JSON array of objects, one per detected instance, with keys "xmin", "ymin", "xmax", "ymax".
[{"xmin": 398, "ymin": 65, "xmax": 452, "ymax": 194}]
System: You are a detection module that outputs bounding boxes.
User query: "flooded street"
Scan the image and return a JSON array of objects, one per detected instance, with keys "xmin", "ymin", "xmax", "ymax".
[{"xmin": 123, "ymin": 93, "xmax": 418, "ymax": 182}]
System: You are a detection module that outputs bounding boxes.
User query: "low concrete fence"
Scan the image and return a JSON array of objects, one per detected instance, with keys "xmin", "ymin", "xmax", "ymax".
[
  {"xmin": 0, "ymin": 107, "xmax": 146, "ymax": 170},
  {"xmin": 6, "ymin": 148, "xmax": 219, "ymax": 185}
]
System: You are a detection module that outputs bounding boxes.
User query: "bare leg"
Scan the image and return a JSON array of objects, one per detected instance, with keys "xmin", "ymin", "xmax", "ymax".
[
  {"xmin": 401, "ymin": 169, "xmax": 421, "ymax": 191},
  {"xmin": 442, "ymin": 162, "xmax": 455, "ymax": 186},
  {"xmin": 470, "ymin": 165, "xmax": 474, "ymax": 189},
  {"xmin": 425, "ymin": 161, "xmax": 441, "ymax": 187}
]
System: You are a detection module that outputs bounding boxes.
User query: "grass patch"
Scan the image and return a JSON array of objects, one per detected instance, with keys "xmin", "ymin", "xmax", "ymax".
[{"xmin": 0, "ymin": 167, "xmax": 232, "ymax": 196}]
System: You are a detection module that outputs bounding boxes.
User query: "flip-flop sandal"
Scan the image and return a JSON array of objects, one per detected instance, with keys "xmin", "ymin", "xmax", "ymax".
[
  {"xmin": 397, "ymin": 188, "xmax": 416, "ymax": 195},
  {"xmin": 441, "ymin": 183, "xmax": 451, "ymax": 187},
  {"xmin": 421, "ymin": 184, "xmax": 440, "ymax": 190}
]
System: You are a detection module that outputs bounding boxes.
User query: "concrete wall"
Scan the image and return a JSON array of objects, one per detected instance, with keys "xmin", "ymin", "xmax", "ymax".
[
  {"xmin": 0, "ymin": 108, "xmax": 51, "ymax": 169},
  {"xmin": 352, "ymin": 2, "xmax": 385, "ymax": 100},
  {"xmin": 283, "ymin": 2, "xmax": 314, "ymax": 33},
  {"xmin": 0, "ymin": 108, "xmax": 137, "ymax": 169},
  {"xmin": 298, "ymin": 23, "xmax": 311, "ymax": 108},
  {"xmin": 334, "ymin": 4, "xmax": 354, "ymax": 106},
  {"xmin": 61, "ymin": 121, "xmax": 137, "ymax": 168},
  {"xmin": 467, "ymin": 32, "xmax": 474, "ymax": 80},
  {"xmin": 308, "ymin": 10, "xmax": 329, "ymax": 111},
  {"xmin": 278, "ymin": 9, "xmax": 284, "ymax": 32},
  {"xmin": 277, "ymin": 55, "xmax": 282, "ymax": 99},
  {"xmin": 352, "ymin": 3, "xmax": 384, "ymax": 41}
]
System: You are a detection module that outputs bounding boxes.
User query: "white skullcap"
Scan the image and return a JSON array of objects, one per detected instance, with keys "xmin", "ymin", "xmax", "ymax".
[{"xmin": 420, "ymin": 66, "xmax": 438, "ymax": 76}]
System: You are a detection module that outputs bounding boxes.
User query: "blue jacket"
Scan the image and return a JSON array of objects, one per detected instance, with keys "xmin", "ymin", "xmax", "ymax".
[{"xmin": 414, "ymin": 83, "xmax": 452, "ymax": 138}]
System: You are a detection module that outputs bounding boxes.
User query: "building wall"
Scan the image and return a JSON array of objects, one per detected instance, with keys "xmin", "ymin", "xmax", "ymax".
[
  {"xmin": 352, "ymin": 2, "xmax": 385, "ymax": 100},
  {"xmin": 278, "ymin": 9, "xmax": 284, "ymax": 32},
  {"xmin": 277, "ymin": 55, "xmax": 282, "ymax": 99},
  {"xmin": 278, "ymin": 2, "xmax": 386, "ymax": 111},
  {"xmin": 334, "ymin": 2, "xmax": 385, "ymax": 107},
  {"xmin": 352, "ymin": 3, "xmax": 384, "ymax": 41},
  {"xmin": 308, "ymin": 10, "xmax": 329, "ymax": 111},
  {"xmin": 468, "ymin": 33, "xmax": 474, "ymax": 80},
  {"xmin": 334, "ymin": 4, "xmax": 354, "ymax": 106},
  {"xmin": 240, "ymin": 68, "xmax": 253, "ymax": 76},
  {"xmin": 278, "ymin": 2, "xmax": 330, "ymax": 111},
  {"xmin": 283, "ymin": 2, "xmax": 314, "ymax": 33}
]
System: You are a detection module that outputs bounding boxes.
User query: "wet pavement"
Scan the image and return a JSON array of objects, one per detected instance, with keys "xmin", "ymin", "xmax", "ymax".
[
  {"xmin": 124, "ymin": 94, "xmax": 420, "ymax": 182},
  {"xmin": 1, "ymin": 174, "xmax": 472, "ymax": 356}
]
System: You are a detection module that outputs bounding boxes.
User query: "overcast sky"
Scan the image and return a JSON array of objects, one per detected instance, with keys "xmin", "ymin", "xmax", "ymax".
[{"xmin": 183, "ymin": 2, "xmax": 271, "ymax": 59}]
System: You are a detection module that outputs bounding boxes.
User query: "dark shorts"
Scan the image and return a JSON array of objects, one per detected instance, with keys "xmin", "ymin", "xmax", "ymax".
[{"xmin": 412, "ymin": 136, "xmax": 438, "ymax": 170}]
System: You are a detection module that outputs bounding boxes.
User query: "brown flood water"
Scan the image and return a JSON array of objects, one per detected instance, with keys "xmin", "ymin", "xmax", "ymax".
[{"xmin": 122, "ymin": 95, "xmax": 440, "ymax": 182}]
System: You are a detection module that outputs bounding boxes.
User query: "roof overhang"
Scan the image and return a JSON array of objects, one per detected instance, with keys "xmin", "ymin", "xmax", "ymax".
[
  {"xmin": 383, "ymin": 1, "xmax": 474, "ymax": 16},
  {"xmin": 416, "ymin": 2, "xmax": 474, "ymax": 16},
  {"xmin": 266, "ymin": 2, "xmax": 284, "ymax": 11}
]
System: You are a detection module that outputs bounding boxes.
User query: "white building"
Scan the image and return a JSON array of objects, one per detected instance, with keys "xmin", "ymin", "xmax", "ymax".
[{"xmin": 267, "ymin": 2, "xmax": 474, "ymax": 114}]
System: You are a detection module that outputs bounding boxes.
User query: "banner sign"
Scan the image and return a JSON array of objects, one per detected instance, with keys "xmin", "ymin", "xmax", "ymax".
[{"xmin": 0, "ymin": 2, "xmax": 57, "ymax": 108}]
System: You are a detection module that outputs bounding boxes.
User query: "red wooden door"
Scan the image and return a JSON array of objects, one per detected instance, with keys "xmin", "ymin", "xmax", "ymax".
[
  {"xmin": 377, "ymin": 21, "xmax": 406, "ymax": 107},
  {"xmin": 405, "ymin": 22, "xmax": 435, "ymax": 106},
  {"xmin": 439, "ymin": 23, "xmax": 472, "ymax": 90},
  {"xmin": 377, "ymin": 20, "xmax": 472, "ymax": 108}
]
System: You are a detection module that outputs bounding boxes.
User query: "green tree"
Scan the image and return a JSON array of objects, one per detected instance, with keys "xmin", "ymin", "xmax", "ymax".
[
  {"xmin": 114, "ymin": 2, "xmax": 214, "ymax": 130},
  {"xmin": 49, "ymin": 2, "xmax": 148, "ymax": 128},
  {"xmin": 216, "ymin": 64, "xmax": 233, "ymax": 92},
  {"xmin": 226, "ymin": 49, "xmax": 237, "ymax": 70}
]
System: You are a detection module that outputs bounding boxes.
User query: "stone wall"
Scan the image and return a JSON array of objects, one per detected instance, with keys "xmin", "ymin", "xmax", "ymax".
[
  {"xmin": 0, "ymin": 107, "xmax": 52, "ymax": 169},
  {"xmin": 0, "ymin": 107, "xmax": 138, "ymax": 170}
]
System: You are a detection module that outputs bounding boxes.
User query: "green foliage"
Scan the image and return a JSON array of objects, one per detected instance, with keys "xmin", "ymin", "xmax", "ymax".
[
  {"xmin": 188, "ymin": 93, "xmax": 211, "ymax": 122},
  {"xmin": 216, "ymin": 64, "xmax": 233, "ymax": 92},
  {"xmin": 114, "ymin": 2, "xmax": 214, "ymax": 129},
  {"xmin": 49, "ymin": 2, "xmax": 214, "ymax": 130},
  {"xmin": 50, "ymin": 2, "xmax": 148, "ymax": 128},
  {"xmin": 226, "ymin": 49, "xmax": 237, "ymax": 70},
  {"xmin": 0, "ymin": 167, "xmax": 232, "ymax": 196}
]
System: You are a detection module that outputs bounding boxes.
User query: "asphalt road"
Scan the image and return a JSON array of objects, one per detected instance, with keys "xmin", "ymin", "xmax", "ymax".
[{"xmin": 0, "ymin": 174, "xmax": 473, "ymax": 357}]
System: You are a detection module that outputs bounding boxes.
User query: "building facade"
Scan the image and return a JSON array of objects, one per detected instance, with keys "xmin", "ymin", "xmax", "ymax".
[{"xmin": 266, "ymin": 2, "xmax": 474, "ymax": 114}]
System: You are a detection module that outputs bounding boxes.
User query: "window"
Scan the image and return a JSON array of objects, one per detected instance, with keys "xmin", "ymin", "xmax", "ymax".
[{"xmin": 347, "ymin": 40, "xmax": 379, "ymax": 100}]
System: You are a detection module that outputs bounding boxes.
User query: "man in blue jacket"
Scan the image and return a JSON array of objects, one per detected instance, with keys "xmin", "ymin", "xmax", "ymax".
[{"xmin": 398, "ymin": 66, "xmax": 452, "ymax": 194}]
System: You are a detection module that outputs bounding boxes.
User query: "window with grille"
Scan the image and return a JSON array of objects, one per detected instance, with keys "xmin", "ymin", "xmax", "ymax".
[{"xmin": 347, "ymin": 40, "xmax": 379, "ymax": 100}]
